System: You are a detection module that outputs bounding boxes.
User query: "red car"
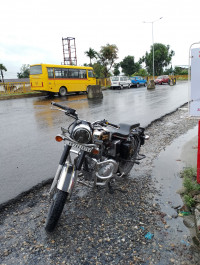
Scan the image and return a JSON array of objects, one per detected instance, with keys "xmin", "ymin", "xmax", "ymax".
[{"xmin": 154, "ymin": 75, "xmax": 170, "ymax": 85}]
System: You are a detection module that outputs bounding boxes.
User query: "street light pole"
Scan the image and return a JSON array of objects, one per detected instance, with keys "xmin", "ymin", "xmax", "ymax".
[{"xmin": 143, "ymin": 17, "xmax": 163, "ymax": 80}]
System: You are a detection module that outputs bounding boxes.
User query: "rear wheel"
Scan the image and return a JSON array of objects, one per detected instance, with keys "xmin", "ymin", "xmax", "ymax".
[
  {"xmin": 45, "ymin": 189, "xmax": 68, "ymax": 232},
  {"xmin": 119, "ymin": 139, "xmax": 139, "ymax": 176},
  {"xmin": 59, "ymin": 87, "xmax": 67, "ymax": 97}
]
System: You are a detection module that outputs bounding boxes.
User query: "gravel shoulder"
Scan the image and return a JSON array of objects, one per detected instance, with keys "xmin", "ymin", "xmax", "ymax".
[{"xmin": 0, "ymin": 104, "xmax": 200, "ymax": 265}]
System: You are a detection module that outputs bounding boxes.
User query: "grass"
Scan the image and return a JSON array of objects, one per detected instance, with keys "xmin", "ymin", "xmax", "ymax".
[{"xmin": 181, "ymin": 167, "xmax": 200, "ymax": 209}]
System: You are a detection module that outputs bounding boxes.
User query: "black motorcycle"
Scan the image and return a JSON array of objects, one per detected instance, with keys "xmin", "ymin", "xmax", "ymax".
[{"xmin": 45, "ymin": 101, "xmax": 149, "ymax": 232}]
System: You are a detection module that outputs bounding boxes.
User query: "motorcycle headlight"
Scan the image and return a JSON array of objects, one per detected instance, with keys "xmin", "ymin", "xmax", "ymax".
[{"xmin": 72, "ymin": 124, "xmax": 92, "ymax": 144}]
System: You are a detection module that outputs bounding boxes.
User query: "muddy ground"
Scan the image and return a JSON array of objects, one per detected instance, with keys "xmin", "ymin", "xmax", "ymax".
[{"xmin": 0, "ymin": 104, "xmax": 199, "ymax": 265}]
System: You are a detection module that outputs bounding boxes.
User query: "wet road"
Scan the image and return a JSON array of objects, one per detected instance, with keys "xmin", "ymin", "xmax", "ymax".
[{"xmin": 0, "ymin": 81, "xmax": 188, "ymax": 204}]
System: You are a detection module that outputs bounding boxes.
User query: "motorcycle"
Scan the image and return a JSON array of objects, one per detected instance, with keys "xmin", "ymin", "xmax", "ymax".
[{"xmin": 45, "ymin": 101, "xmax": 149, "ymax": 232}]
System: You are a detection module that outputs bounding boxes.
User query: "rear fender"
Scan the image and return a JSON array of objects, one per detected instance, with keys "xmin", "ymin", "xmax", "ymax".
[{"xmin": 57, "ymin": 162, "xmax": 78, "ymax": 195}]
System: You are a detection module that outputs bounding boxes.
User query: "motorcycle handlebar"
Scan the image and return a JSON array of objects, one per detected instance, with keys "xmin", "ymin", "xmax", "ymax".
[
  {"xmin": 51, "ymin": 102, "xmax": 77, "ymax": 116},
  {"xmin": 104, "ymin": 120, "xmax": 119, "ymax": 129}
]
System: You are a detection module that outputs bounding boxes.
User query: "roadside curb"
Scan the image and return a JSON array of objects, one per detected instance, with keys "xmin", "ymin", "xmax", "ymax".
[
  {"xmin": 0, "ymin": 178, "xmax": 53, "ymax": 212},
  {"xmin": 0, "ymin": 92, "xmax": 47, "ymax": 100}
]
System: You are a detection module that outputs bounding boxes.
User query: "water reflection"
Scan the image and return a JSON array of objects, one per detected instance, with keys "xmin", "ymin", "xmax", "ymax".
[{"xmin": 33, "ymin": 94, "xmax": 90, "ymax": 129}]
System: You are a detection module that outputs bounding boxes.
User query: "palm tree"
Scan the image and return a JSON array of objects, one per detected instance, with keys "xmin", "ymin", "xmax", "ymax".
[
  {"xmin": 84, "ymin": 48, "xmax": 98, "ymax": 65},
  {"xmin": 0, "ymin": 64, "xmax": 7, "ymax": 83}
]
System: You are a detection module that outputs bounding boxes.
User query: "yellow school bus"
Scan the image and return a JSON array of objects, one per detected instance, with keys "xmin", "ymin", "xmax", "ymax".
[{"xmin": 30, "ymin": 64, "xmax": 96, "ymax": 96}]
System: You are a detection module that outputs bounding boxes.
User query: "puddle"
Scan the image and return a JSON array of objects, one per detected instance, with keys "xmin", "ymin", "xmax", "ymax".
[{"xmin": 152, "ymin": 125, "xmax": 198, "ymax": 243}]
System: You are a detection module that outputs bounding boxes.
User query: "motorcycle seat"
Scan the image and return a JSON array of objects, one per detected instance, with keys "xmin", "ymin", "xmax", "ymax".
[{"xmin": 112, "ymin": 123, "xmax": 140, "ymax": 138}]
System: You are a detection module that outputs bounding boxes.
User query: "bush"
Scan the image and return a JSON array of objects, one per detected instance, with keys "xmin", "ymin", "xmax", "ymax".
[
  {"xmin": 181, "ymin": 167, "xmax": 200, "ymax": 209},
  {"xmin": 184, "ymin": 194, "xmax": 195, "ymax": 208}
]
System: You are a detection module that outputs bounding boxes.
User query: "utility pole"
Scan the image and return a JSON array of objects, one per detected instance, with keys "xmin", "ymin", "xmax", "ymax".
[{"xmin": 143, "ymin": 17, "xmax": 163, "ymax": 80}]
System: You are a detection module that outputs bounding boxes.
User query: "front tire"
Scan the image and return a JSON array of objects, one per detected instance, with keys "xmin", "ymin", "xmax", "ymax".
[
  {"xmin": 59, "ymin": 87, "xmax": 67, "ymax": 97},
  {"xmin": 45, "ymin": 189, "xmax": 68, "ymax": 232}
]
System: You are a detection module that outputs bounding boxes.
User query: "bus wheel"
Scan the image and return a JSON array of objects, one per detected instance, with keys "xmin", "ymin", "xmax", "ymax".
[{"xmin": 59, "ymin": 87, "xmax": 67, "ymax": 97}]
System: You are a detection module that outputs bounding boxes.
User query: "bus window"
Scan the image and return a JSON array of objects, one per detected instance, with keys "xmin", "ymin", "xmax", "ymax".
[
  {"xmin": 63, "ymin": 68, "xmax": 69, "ymax": 78},
  {"xmin": 55, "ymin": 68, "xmax": 64, "ymax": 78},
  {"xmin": 79, "ymin": 69, "xmax": 87, "ymax": 79},
  {"xmin": 88, "ymin": 70, "xmax": 94, "ymax": 78},
  {"xmin": 47, "ymin": 68, "xmax": 54, "ymax": 78},
  {"xmin": 68, "ymin": 69, "xmax": 79, "ymax": 78},
  {"xmin": 30, "ymin": 65, "xmax": 42, "ymax": 75}
]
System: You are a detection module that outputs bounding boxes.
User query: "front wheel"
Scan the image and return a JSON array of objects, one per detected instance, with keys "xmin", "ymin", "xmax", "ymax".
[{"xmin": 45, "ymin": 189, "xmax": 68, "ymax": 232}]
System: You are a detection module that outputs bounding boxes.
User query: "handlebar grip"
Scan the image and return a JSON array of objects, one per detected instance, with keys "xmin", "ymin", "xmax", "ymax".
[
  {"xmin": 51, "ymin": 102, "xmax": 77, "ymax": 116},
  {"xmin": 106, "ymin": 121, "xmax": 119, "ymax": 129},
  {"xmin": 51, "ymin": 101, "xmax": 70, "ymax": 111}
]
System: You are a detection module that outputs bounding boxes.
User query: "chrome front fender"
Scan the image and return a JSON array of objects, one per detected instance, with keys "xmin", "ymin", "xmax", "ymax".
[{"xmin": 57, "ymin": 162, "xmax": 78, "ymax": 195}]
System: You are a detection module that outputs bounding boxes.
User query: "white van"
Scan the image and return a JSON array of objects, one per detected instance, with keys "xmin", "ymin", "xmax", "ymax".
[{"xmin": 110, "ymin": 76, "xmax": 131, "ymax": 89}]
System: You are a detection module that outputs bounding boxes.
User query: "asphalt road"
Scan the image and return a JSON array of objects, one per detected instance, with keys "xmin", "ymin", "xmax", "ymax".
[{"xmin": 0, "ymin": 81, "xmax": 189, "ymax": 204}]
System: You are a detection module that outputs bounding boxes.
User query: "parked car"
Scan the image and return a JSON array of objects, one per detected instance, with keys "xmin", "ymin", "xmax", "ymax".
[
  {"xmin": 130, "ymin": 76, "xmax": 147, "ymax": 88},
  {"xmin": 154, "ymin": 75, "xmax": 170, "ymax": 85},
  {"xmin": 110, "ymin": 76, "xmax": 131, "ymax": 89}
]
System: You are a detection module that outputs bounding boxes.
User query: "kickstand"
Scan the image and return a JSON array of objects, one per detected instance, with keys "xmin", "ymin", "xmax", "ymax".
[{"xmin": 108, "ymin": 182, "xmax": 115, "ymax": 194}]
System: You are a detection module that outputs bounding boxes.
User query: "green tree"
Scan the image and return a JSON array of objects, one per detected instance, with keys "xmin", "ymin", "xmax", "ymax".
[
  {"xmin": 0, "ymin": 63, "xmax": 7, "ymax": 83},
  {"xmin": 163, "ymin": 65, "xmax": 173, "ymax": 75},
  {"xmin": 84, "ymin": 48, "xmax": 98, "ymax": 66},
  {"xmin": 133, "ymin": 68, "xmax": 148, "ymax": 77},
  {"xmin": 113, "ymin": 63, "xmax": 120, "ymax": 76},
  {"xmin": 92, "ymin": 62, "xmax": 105, "ymax": 78},
  {"xmin": 17, "ymin": 64, "xmax": 30, "ymax": 78},
  {"xmin": 98, "ymin": 44, "xmax": 118, "ymax": 78},
  {"xmin": 174, "ymin": 66, "xmax": 188, "ymax": 75},
  {"xmin": 120, "ymin": 56, "xmax": 140, "ymax": 76},
  {"xmin": 140, "ymin": 43, "xmax": 175, "ymax": 76}
]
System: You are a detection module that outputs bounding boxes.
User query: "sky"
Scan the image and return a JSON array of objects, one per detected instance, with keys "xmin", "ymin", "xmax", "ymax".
[{"xmin": 1, "ymin": 0, "xmax": 200, "ymax": 78}]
